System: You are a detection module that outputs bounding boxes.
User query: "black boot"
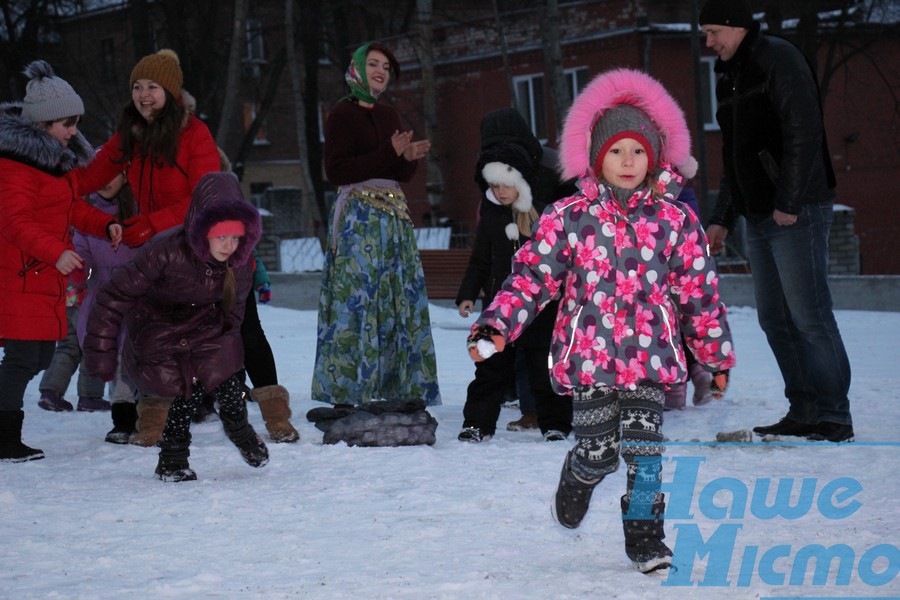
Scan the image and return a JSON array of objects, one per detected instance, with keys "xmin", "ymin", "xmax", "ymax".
[
  {"xmin": 0, "ymin": 410, "xmax": 45, "ymax": 462},
  {"xmin": 105, "ymin": 403, "xmax": 138, "ymax": 444},
  {"xmin": 221, "ymin": 405, "xmax": 269, "ymax": 468},
  {"xmin": 155, "ymin": 437, "xmax": 197, "ymax": 482},
  {"xmin": 552, "ymin": 451, "xmax": 602, "ymax": 529},
  {"xmin": 621, "ymin": 495, "xmax": 673, "ymax": 574}
]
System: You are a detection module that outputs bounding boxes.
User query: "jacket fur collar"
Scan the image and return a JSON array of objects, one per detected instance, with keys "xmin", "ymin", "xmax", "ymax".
[{"xmin": 0, "ymin": 101, "xmax": 93, "ymax": 176}]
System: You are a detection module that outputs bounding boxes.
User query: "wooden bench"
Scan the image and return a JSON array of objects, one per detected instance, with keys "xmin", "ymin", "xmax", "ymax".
[{"xmin": 419, "ymin": 249, "xmax": 472, "ymax": 300}]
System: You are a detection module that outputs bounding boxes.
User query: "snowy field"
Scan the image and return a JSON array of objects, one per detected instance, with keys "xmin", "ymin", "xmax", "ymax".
[{"xmin": 1, "ymin": 303, "xmax": 898, "ymax": 599}]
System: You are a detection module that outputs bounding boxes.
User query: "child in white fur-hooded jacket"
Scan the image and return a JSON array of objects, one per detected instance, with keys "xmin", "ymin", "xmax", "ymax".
[{"xmin": 467, "ymin": 68, "xmax": 736, "ymax": 574}]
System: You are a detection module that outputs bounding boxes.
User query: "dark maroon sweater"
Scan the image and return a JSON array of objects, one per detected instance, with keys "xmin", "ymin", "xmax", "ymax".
[{"xmin": 323, "ymin": 99, "xmax": 418, "ymax": 185}]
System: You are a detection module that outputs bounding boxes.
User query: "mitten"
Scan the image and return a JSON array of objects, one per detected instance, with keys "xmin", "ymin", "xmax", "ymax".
[
  {"xmin": 711, "ymin": 370, "xmax": 729, "ymax": 399},
  {"xmin": 257, "ymin": 282, "xmax": 271, "ymax": 304},
  {"xmin": 467, "ymin": 325, "xmax": 506, "ymax": 362},
  {"xmin": 122, "ymin": 214, "xmax": 155, "ymax": 247}
]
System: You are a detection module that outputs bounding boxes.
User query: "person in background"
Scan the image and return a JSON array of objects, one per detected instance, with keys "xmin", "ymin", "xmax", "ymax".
[
  {"xmin": 35, "ymin": 263, "xmax": 110, "ymax": 413},
  {"xmin": 75, "ymin": 172, "xmax": 142, "ymax": 443},
  {"xmin": 83, "ymin": 173, "xmax": 267, "ymax": 481},
  {"xmin": 700, "ymin": 0, "xmax": 853, "ymax": 442},
  {"xmin": 456, "ymin": 135, "xmax": 571, "ymax": 443},
  {"xmin": 313, "ymin": 41, "xmax": 440, "ymax": 408},
  {"xmin": 467, "ymin": 69, "xmax": 734, "ymax": 573},
  {"xmin": 79, "ymin": 49, "xmax": 220, "ymax": 447},
  {"xmin": 0, "ymin": 60, "xmax": 122, "ymax": 462}
]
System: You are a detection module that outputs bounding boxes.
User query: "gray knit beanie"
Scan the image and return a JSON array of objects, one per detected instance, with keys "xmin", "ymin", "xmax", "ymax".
[
  {"xmin": 20, "ymin": 60, "xmax": 84, "ymax": 123},
  {"xmin": 589, "ymin": 104, "xmax": 660, "ymax": 174}
]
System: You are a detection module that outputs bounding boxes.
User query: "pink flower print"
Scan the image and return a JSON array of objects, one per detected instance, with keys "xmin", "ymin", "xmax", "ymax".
[
  {"xmin": 647, "ymin": 282, "xmax": 668, "ymax": 307},
  {"xmin": 634, "ymin": 306, "xmax": 654, "ymax": 338},
  {"xmin": 633, "ymin": 217, "xmax": 660, "ymax": 251},
  {"xmin": 574, "ymin": 235, "xmax": 604, "ymax": 271},
  {"xmin": 676, "ymin": 273, "xmax": 704, "ymax": 304},
  {"xmin": 493, "ymin": 291, "xmax": 524, "ymax": 319},
  {"xmin": 551, "ymin": 361, "xmax": 573, "ymax": 388},
  {"xmin": 511, "ymin": 274, "xmax": 541, "ymax": 298},
  {"xmin": 615, "ymin": 357, "xmax": 647, "ymax": 388},
  {"xmin": 690, "ymin": 311, "xmax": 721, "ymax": 338},
  {"xmin": 658, "ymin": 202, "xmax": 685, "ymax": 225},
  {"xmin": 615, "ymin": 270, "xmax": 638, "ymax": 304},
  {"xmin": 612, "ymin": 310, "xmax": 632, "ymax": 345},
  {"xmin": 579, "ymin": 177, "xmax": 600, "ymax": 200},
  {"xmin": 657, "ymin": 365, "xmax": 679, "ymax": 384},
  {"xmin": 578, "ymin": 369, "xmax": 597, "ymax": 386},
  {"xmin": 573, "ymin": 324, "xmax": 598, "ymax": 359},
  {"xmin": 598, "ymin": 293, "xmax": 616, "ymax": 314},
  {"xmin": 677, "ymin": 229, "xmax": 704, "ymax": 269},
  {"xmin": 614, "ymin": 221, "xmax": 635, "ymax": 255},
  {"xmin": 536, "ymin": 216, "xmax": 562, "ymax": 248}
]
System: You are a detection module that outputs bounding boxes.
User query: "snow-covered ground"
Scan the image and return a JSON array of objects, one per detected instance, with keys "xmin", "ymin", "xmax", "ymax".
[{"xmin": 2, "ymin": 304, "xmax": 898, "ymax": 599}]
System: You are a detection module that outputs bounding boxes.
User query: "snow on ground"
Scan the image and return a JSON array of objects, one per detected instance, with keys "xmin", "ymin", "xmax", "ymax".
[{"xmin": 1, "ymin": 304, "xmax": 898, "ymax": 599}]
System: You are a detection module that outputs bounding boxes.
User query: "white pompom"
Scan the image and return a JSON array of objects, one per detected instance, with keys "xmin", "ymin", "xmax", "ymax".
[{"xmin": 476, "ymin": 339, "xmax": 497, "ymax": 359}]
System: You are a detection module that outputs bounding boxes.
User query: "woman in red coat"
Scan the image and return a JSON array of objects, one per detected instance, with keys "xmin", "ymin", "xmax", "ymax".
[
  {"xmin": 78, "ymin": 49, "xmax": 220, "ymax": 248},
  {"xmin": 0, "ymin": 61, "xmax": 122, "ymax": 462}
]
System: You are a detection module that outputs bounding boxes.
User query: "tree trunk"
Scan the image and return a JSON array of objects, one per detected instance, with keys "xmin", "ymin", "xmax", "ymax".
[
  {"xmin": 417, "ymin": 0, "xmax": 443, "ymax": 219},
  {"xmin": 285, "ymin": 0, "xmax": 323, "ymax": 241},
  {"xmin": 216, "ymin": 0, "xmax": 248, "ymax": 153},
  {"xmin": 541, "ymin": 0, "xmax": 568, "ymax": 143},
  {"xmin": 491, "ymin": 0, "xmax": 516, "ymax": 104}
]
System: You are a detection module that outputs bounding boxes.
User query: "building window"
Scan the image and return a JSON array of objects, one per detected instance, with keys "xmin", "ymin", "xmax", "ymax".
[
  {"xmin": 513, "ymin": 73, "xmax": 547, "ymax": 141},
  {"xmin": 564, "ymin": 67, "xmax": 589, "ymax": 106},
  {"xmin": 244, "ymin": 19, "xmax": 266, "ymax": 77},
  {"xmin": 700, "ymin": 56, "xmax": 719, "ymax": 131},
  {"xmin": 100, "ymin": 38, "xmax": 115, "ymax": 82},
  {"xmin": 243, "ymin": 102, "xmax": 269, "ymax": 145}
]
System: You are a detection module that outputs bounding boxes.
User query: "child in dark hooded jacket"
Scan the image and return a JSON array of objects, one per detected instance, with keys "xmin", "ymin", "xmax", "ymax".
[{"xmin": 83, "ymin": 172, "xmax": 266, "ymax": 482}]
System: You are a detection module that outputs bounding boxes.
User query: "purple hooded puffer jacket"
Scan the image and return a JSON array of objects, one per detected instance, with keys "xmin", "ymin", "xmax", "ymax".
[{"xmin": 82, "ymin": 172, "xmax": 262, "ymax": 398}]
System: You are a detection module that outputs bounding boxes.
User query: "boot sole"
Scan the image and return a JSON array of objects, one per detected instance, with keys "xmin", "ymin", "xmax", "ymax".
[{"xmin": 0, "ymin": 452, "xmax": 45, "ymax": 463}]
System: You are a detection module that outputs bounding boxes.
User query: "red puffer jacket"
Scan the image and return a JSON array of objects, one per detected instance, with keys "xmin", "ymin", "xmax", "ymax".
[
  {"xmin": 0, "ymin": 104, "xmax": 114, "ymax": 341},
  {"xmin": 78, "ymin": 114, "xmax": 220, "ymax": 236},
  {"xmin": 82, "ymin": 173, "xmax": 261, "ymax": 399}
]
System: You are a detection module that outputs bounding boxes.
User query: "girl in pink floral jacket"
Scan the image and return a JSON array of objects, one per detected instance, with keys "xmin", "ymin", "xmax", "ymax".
[{"xmin": 468, "ymin": 69, "xmax": 736, "ymax": 574}]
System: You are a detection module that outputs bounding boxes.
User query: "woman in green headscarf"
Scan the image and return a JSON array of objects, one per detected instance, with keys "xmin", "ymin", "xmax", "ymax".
[{"xmin": 313, "ymin": 42, "xmax": 440, "ymax": 407}]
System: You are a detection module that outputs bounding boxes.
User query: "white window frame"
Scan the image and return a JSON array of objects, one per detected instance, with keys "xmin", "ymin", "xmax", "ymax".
[
  {"xmin": 513, "ymin": 73, "xmax": 547, "ymax": 141},
  {"xmin": 700, "ymin": 56, "xmax": 720, "ymax": 131}
]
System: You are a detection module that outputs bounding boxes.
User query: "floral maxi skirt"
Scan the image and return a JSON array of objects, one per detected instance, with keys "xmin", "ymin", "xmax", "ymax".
[{"xmin": 311, "ymin": 183, "xmax": 441, "ymax": 406}]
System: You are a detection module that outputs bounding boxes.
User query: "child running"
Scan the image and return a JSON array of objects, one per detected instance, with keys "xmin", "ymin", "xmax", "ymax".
[{"xmin": 467, "ymin": 68, "xmax": 735, "ymax": 573}]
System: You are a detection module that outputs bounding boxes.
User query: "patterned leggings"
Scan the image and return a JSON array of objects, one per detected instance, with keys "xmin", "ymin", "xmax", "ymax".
[
  {"xmin": 162, "ymin": 373, "xmax": 248, "ymax": 442},
  {"xmin": 569, "ymin": 385, "xmax": 665, "ymax": 505}
]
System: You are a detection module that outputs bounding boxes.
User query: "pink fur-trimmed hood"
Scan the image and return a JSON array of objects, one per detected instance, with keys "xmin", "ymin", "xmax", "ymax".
[{"xmin": 558, "ymin": 68, "xmax": 697, "ymax": 181}]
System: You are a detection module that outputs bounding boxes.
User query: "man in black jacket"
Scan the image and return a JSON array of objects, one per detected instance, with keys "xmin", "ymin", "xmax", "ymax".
[{"xmin": 700, "ymin": 0, "xmax": 853, "ymax": 442}]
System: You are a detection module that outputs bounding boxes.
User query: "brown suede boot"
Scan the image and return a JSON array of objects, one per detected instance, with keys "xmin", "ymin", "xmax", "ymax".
[
  {"xmin": 250, "ymin": 384, "xmax": 300, "ymax": 443},
  {"xmin": 129, "ymin": 397, "xmax": 172, "ymax": 447}
]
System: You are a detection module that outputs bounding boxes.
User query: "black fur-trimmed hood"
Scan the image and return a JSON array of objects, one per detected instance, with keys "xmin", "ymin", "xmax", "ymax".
[{"xmin": 0, "ymin": 101, "xmax": 93, "ymax": 175}]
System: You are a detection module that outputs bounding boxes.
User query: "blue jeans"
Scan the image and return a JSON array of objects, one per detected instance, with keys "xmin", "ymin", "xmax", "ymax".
[{"xmin": 744, "ymin": 202, "xmax": 852, "ymax": 425}]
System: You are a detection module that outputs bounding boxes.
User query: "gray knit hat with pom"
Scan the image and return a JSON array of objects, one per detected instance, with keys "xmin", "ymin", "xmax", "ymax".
[
  {"xmin": 21, "ymin": 60, "xmax": 84, "ymax": 123},
  {"xmin": 589, "ymin": 104, "xmax": 660, "ymax": 174}
]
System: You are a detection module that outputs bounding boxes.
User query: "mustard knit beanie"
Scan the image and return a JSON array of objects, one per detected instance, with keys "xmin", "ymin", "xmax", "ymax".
[{"xmin": 130, "ymin": 49, "xmax": 183, "ymax": 98}]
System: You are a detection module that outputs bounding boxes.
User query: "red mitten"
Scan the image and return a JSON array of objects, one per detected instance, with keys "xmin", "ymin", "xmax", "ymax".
[
  {"xmin": 122, "ymin": 214, "xmax": 155, "ymax": 247},
  {"xmin": 467, "ymin": 325, "xmax": 506, "ymax": 362}
]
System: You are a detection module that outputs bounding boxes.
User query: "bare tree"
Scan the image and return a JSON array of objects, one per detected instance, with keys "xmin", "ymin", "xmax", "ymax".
[
  {"xmin": 541, "ymin": 0, "xmax": 568, "ymax": 142},
  {"xmin": 285, "ymin": 0, "xmax": 323, "ymax": 240},
  {"xmin": 215, "ymin": 0, "xmax": 247, "ymax": 153},
  {"xmin": 416, "ymin": 0, "xmax": 443, "ymax": 219},
  {"xmin": 490, "ymin": 0, "xmax": 516, "ymax": 104}
]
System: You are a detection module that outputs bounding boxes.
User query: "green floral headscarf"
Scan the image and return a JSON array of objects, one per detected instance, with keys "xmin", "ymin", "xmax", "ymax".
[{"xmin": 344, "ymin": 43, "xmax": 378, "ymax": 104}]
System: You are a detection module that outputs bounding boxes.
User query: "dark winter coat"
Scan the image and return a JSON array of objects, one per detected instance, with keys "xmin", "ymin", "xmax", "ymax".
[
  {"xmin": 83, "ymin": 173, "xmax": 261, "ymax": 398},
  {"xmin": 0, "ymin": 102, "xmax": 115, "ymax": 341},
  {"xmin": 709, "ymin": 25, "xmax": 836, "ymax": 229},
  {"xmin": 78, "ymin": 114, "xmax": 220, "ymax": 235}
]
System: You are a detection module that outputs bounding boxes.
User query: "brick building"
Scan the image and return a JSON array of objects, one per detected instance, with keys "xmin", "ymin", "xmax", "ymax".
[{"xmin": 32, "ymin": 1, "xmax": 900, "ymax": 274}]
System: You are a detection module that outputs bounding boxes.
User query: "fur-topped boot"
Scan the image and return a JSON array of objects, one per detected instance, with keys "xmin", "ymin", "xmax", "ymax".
[
  {"xmin": 250, "ymin": 384, "xmax": 299, "ymax": 443},
  {"xmin": 129, "ymin": 397, "xmax": 172, "ymax": 447}
]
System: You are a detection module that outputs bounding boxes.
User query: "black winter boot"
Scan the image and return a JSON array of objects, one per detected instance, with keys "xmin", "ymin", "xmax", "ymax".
[
  {"xmin": 105, "ymin": 402, "xmax": 138, "ymax": 444},
  {"xmin": 155, "ymin": 437, "xmax": 197, "ymax": 482},
  {"xmin": 621, "ymin": 495, "xmax": 673, "ymax": 574},
  {"xmin": 221, "ymin": 405, "xmax": 269, "ymax": 468},
  {"xmin": 552, "ymin": 451, "xmax": 603, "ymax": 529},
  {"xmin": 0, "ymin": 410, "xmax": 45, "ymax": 462}
]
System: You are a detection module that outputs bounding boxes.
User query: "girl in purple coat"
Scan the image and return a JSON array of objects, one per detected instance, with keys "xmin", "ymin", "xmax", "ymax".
[
  {"xmin": 83, "ymin": 172, "xmax": 266, "ymax": 482},
  {"xmin": 467, "ymin": 69, "xmax": 735, "ymax": 573}
]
